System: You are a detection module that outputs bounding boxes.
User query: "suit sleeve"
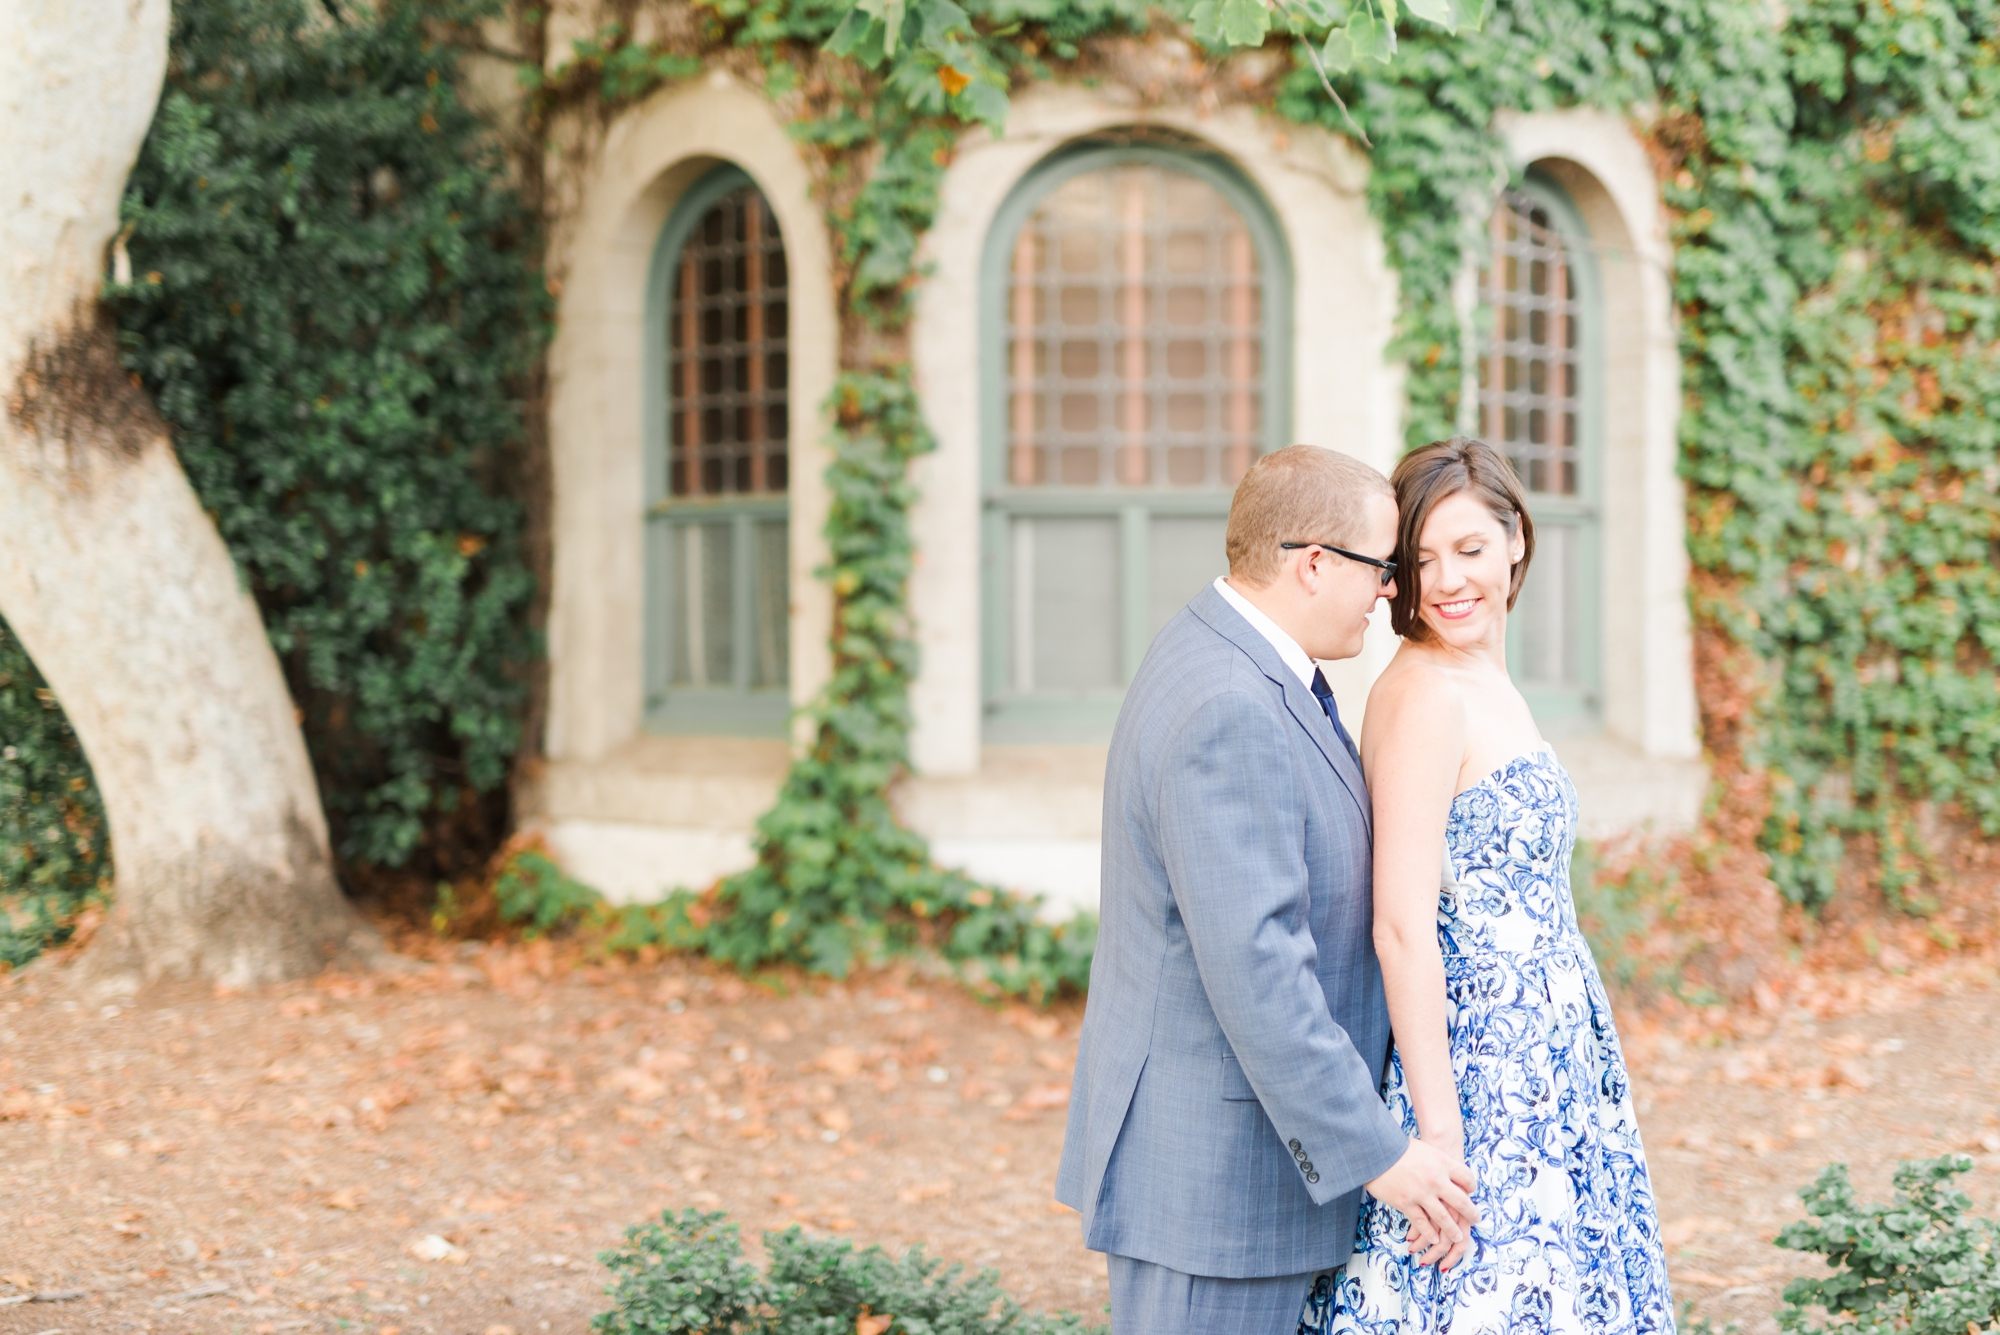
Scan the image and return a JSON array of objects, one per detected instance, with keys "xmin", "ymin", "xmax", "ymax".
[{"xmin": 1156, "ymin": 688, "xmax": 1408, "ymax": 1203}]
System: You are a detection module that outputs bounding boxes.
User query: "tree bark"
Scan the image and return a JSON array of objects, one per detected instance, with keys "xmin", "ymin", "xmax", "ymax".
[{"xmin": 0, "ymin": 0, "xmax": 368, "ymax": 990}]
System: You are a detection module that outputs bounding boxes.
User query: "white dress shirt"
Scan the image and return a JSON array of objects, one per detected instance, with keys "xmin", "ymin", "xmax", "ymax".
[{"xmin": 1213, "ymin": 576, "xmax": 1318, "ymax": 692}]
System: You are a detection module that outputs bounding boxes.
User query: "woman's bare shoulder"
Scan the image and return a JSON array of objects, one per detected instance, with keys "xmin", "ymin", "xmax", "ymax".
[
  {"xmin": 1361, "ymin": 651, "xmax": 1466, "ymax": 789},
  {"xmin": 1367, "ymin": 648, "xmax": 1464, "ymax": 718},
  {"xmin": 1362, "ymin": 647, "xmax": 1467, "ymax": 755}
]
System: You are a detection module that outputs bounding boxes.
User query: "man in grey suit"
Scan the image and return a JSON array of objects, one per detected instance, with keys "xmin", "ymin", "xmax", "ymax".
[{"xmin": 1056, "ymin": 446, "xmax": 1477, "ymax": 1333}]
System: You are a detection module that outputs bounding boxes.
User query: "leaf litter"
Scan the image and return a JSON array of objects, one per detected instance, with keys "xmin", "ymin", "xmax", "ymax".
[{"xmin": 0, "ymin": 932, "xmax": 1995, "ymax": 1334}]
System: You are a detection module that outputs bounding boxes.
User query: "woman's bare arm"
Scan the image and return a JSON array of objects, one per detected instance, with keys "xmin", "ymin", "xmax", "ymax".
[{"xmin": 1362, "ymin": 659, "xmax": 1467, "ymax": 1163}]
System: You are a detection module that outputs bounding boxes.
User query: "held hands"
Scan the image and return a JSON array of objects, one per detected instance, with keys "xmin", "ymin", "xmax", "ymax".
[{"xmin": 1363, "ymin": 1136, "xmax": 1479, "ymax": 1272}]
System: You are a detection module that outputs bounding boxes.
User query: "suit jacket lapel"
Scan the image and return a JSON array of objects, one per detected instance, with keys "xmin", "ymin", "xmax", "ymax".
[{"xmin": 1188, "ymin": 586, "xmax": 1372, "ymax": 837}]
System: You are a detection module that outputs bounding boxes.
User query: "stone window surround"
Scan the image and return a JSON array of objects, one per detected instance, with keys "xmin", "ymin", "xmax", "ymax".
[
  {"xmin": 542, "ymin": 72, "xmax": 839, "ymax": 766},
  {"xmin": 910, "ymin": 86, "xmax": 1406, "ymax": 775},
  {"xmin": 1491, "ymin": 108, "xmax": 1701, "ymax": 766}
]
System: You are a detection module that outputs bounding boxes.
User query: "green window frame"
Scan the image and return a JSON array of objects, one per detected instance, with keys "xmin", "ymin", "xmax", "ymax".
[
  {"xmin": 1479, "ymin": 172, "xmax": 1605, "ymax": 734},
  {"xmin": 979, "ymin": 141, "xmax": 1294, "ymax": 743},
  {"xmin": 642, "ymin": 164, "xmax": 791, "ymax": 737}
]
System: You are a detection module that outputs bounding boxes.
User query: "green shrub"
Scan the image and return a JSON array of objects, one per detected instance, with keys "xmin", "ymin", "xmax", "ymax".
[
  {"xmin": 593, "ymin": 1209, "xmax": 1103, "ymax": 1335},
  {"xmin": 109, "ymin": 0, "xmax": 544, "ymax": 882},
  {"xmin": 1777, "ymin": 1155, "xmax": 2000, "ymax": 1335},
  {"xmin": 491, "ymin": 843, "xmax": 603, "ymax": 939},
  {"xmin": 0, "ymin": 618, "xmax": 111, "ymax": 969}
]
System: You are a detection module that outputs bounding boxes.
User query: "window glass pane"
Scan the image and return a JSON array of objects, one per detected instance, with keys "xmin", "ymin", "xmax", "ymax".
[
  {"xmin": 670, "ymin": 522, "xmax": 736, "ymax": 687},
  {"xmin": 1012, "ymin": 517, "xmax": 1121, "ymax": 692},
  {"xmin": 1006, "ymin": 164, "xmax": 1261, "ymax": 492},
  {"xmin": 1477, "ymin": 190, "xmax": 1581, "ymax": 499},
  {"xmin": 1147, "ymin": 516, "xmax": 1228, "ymax": 641},
  {"xmin": 751, "ymin": 519, "xmax": 789, "ymax": 688},
  {"xmin": 667, "ymin": 186, "xmax": 789, "ymax": 498},
  {"xmin": 1514, "ymin": 521, "xmax": 1578, "ymax": 688}
]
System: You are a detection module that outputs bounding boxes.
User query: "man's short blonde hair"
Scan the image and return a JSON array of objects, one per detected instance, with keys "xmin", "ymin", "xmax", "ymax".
[{"xmin": 1225, "ymin": 445, "xmax": 1393, "ymax": 586}]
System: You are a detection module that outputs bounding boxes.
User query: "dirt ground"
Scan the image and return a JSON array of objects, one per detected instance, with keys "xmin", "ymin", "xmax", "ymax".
[{"xmin": 3, "ymin": 939, "xmax": 1998, "ymax": 1335}]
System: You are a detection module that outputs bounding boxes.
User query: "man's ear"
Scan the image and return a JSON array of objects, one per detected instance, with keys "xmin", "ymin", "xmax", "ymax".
[{"xmin": 1294, "ymin": 546, "xmax": 1322, "ymax": 592}]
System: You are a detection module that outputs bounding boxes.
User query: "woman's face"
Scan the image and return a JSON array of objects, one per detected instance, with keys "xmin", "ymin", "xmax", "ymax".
[{"xmin": 1412, "ymin": 489, "xmax": 1525, "ymax": 652}]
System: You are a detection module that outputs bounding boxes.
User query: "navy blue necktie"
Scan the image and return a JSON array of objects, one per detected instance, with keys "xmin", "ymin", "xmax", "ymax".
[{"xmin": 1310, "ymin": 667, "xmax": 1360, "ymax": 767}]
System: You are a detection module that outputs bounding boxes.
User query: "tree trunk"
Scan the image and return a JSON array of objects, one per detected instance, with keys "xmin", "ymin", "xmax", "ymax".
[{"xmin": 0, "ymin": 0, "xmax": 368, "ymax": 990}]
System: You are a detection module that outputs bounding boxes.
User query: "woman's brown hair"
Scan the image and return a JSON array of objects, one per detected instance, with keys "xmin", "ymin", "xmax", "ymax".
[{"xmin": 1388, "ymin": 436, "xmax": 1536, "ymax": 641}]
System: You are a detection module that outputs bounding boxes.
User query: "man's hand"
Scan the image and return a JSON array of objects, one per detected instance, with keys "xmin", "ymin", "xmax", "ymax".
[{"xmin": 1364, "ymin": 1138, "xmax": 1478, "ymax": 1269}]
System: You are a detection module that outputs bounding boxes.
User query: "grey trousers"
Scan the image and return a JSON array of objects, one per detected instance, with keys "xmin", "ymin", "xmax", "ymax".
[{"xmin": 1106, "ymin": 1253, "xmax": 1329, "ymax": 1335}]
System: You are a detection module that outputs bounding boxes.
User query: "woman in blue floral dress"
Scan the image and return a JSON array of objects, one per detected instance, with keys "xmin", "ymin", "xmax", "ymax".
[{"xmin": 1301, "ymin": 438, "xmax": 1674, "ymax": 1335}]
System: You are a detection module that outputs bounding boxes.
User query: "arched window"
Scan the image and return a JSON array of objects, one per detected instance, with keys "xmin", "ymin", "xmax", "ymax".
[
  {"xmin": 1479, "ymin": 181, "xmax": 1602, "ymax": 732},
  {"xmin": 644, "ymin": 166, "xmax": 791, "ymax": 734},
  {"xmin": 982, "ymin": 142, "xmax": 1290, "ymax": 739}
]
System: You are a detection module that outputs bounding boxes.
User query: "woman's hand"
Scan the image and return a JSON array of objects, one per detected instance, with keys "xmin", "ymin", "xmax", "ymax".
[{"xmin": 1405, "ymin": 1125, "xmax": 1471, "ymax": 1269}]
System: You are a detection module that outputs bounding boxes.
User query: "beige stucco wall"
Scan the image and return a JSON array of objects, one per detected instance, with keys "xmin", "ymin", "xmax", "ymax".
[
  {"xmin": 907, "ymin": 83, "xmax": 1406, "ymax": 773},
  {"xmin": 541, "ymin": 71, "xmax": 838, "ymax": 766}
]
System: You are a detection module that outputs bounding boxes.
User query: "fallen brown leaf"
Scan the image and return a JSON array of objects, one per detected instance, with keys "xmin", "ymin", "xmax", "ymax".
[
  {"xmin": 602, "ymin": 1067, "xmax": 669, "ymax": 1103},
  {"xmin": 815, "ymin": 1046, "xmax": 864, "ymax": 1079}
]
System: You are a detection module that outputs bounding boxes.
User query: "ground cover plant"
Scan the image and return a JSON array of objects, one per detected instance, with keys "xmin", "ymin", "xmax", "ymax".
[
  {"xmin": 592, "ymin": 1209, "xmax": 1103, "ymax": 1334},
  {"xmin": 1776, "ymin": 1155, "xmax": 2000, "ymax": 1335}
]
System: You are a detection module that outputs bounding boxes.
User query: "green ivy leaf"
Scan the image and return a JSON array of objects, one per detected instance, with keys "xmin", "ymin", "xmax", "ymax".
[
  {"xmin": 1401, "ymin": 0, "xmax": 1457, "ymax": 32},
  {"xmin": 1189, "ymin": 0, "xmax": 1225, "ymax": 45},
  {"xmin": 957, "ymin": 79, "xmax": 1009, "ymax": 127},
  {"xmin": 825, "ymin": 7, "xmax": 879, "ymax": 58},
  {"xmin": 856, "ymin": 0, "xmax": 906, "ymax": 55},
  {"xmin": 1347, "ymin": 9, "xmax": 1394, "ymax": 62},
  {"xmin": 1319, "ymin": 24, "xmax": 1356, "ymax": 71},
  {"xmin": 1218, "ymin": 0, "xmax": 1271, "ymax": 46},
  {"xmin": 914, "ymin": 0, "xmax": 969, "ymax": 50}
]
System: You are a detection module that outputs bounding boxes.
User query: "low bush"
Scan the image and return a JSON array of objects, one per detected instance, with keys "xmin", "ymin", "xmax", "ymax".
[
  {"xmin": 593, "ymin": 1209, "xmax": 1102, "ymax": 1335},
  {"xmin": 0, "ymin": 617, "xmax": 110, "ymax": 969},
  {"xmin": 1777, "ymin": 1155, "xmax": 2000, "ymax": 1335}
]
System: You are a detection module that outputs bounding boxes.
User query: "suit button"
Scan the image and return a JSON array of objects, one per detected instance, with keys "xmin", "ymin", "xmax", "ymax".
[
  {"xmin": 1293, "ymin": 1148, "xmax": 1307, "ymax": 1162},
  {"xmin": 1306, "ymin": 1171, "xmax": 1320, "ymax": 1184},
  {"xmin": 1288, "ymin": 1139, "xmax": 1302, "ymax": 1152},
  {"xmin": 1301, "ymin": 1161, "xmax": 1314, "ymax": 1174}
]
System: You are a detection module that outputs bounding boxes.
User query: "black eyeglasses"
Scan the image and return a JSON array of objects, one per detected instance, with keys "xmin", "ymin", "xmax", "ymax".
[{"xmin": 1280, "ymin": 541, "xmax": 1398, "ymax": 587}]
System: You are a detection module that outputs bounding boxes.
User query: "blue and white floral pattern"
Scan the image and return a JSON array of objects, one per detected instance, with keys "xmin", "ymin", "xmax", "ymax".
[{"xmin": 1301, "ymin": 750, "xmax": 1674, "ymax": 1335}]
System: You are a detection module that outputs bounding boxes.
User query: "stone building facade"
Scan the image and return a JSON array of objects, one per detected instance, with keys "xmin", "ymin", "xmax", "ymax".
[{"xmin": 512, "ymin": 41, "xmax": 1706, "ymax": 913}]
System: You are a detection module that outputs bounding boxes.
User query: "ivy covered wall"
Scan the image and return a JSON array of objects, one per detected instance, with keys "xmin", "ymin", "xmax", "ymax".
[{"xmin": 536, "ymin": 0, "xmax": 1999, "ymax": 940}]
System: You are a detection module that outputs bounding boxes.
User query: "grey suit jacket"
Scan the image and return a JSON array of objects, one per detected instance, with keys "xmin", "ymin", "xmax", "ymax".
[{"xmin": 1054, "ymin": 583, "xmax": 1407, "ymax": 1278}]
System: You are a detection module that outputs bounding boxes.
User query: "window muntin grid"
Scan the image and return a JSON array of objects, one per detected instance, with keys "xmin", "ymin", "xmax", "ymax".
[
  {"xmin": 1478, "ymin": 189, "xmax": 1581, "ymax": 498},
  {"xmin": 667, "ymin": 186, "xmax": 789, "ymax": 498},
  {"xmin": 1004, "ymin": 163, "xmax": 1262, "ymax": 491}
]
